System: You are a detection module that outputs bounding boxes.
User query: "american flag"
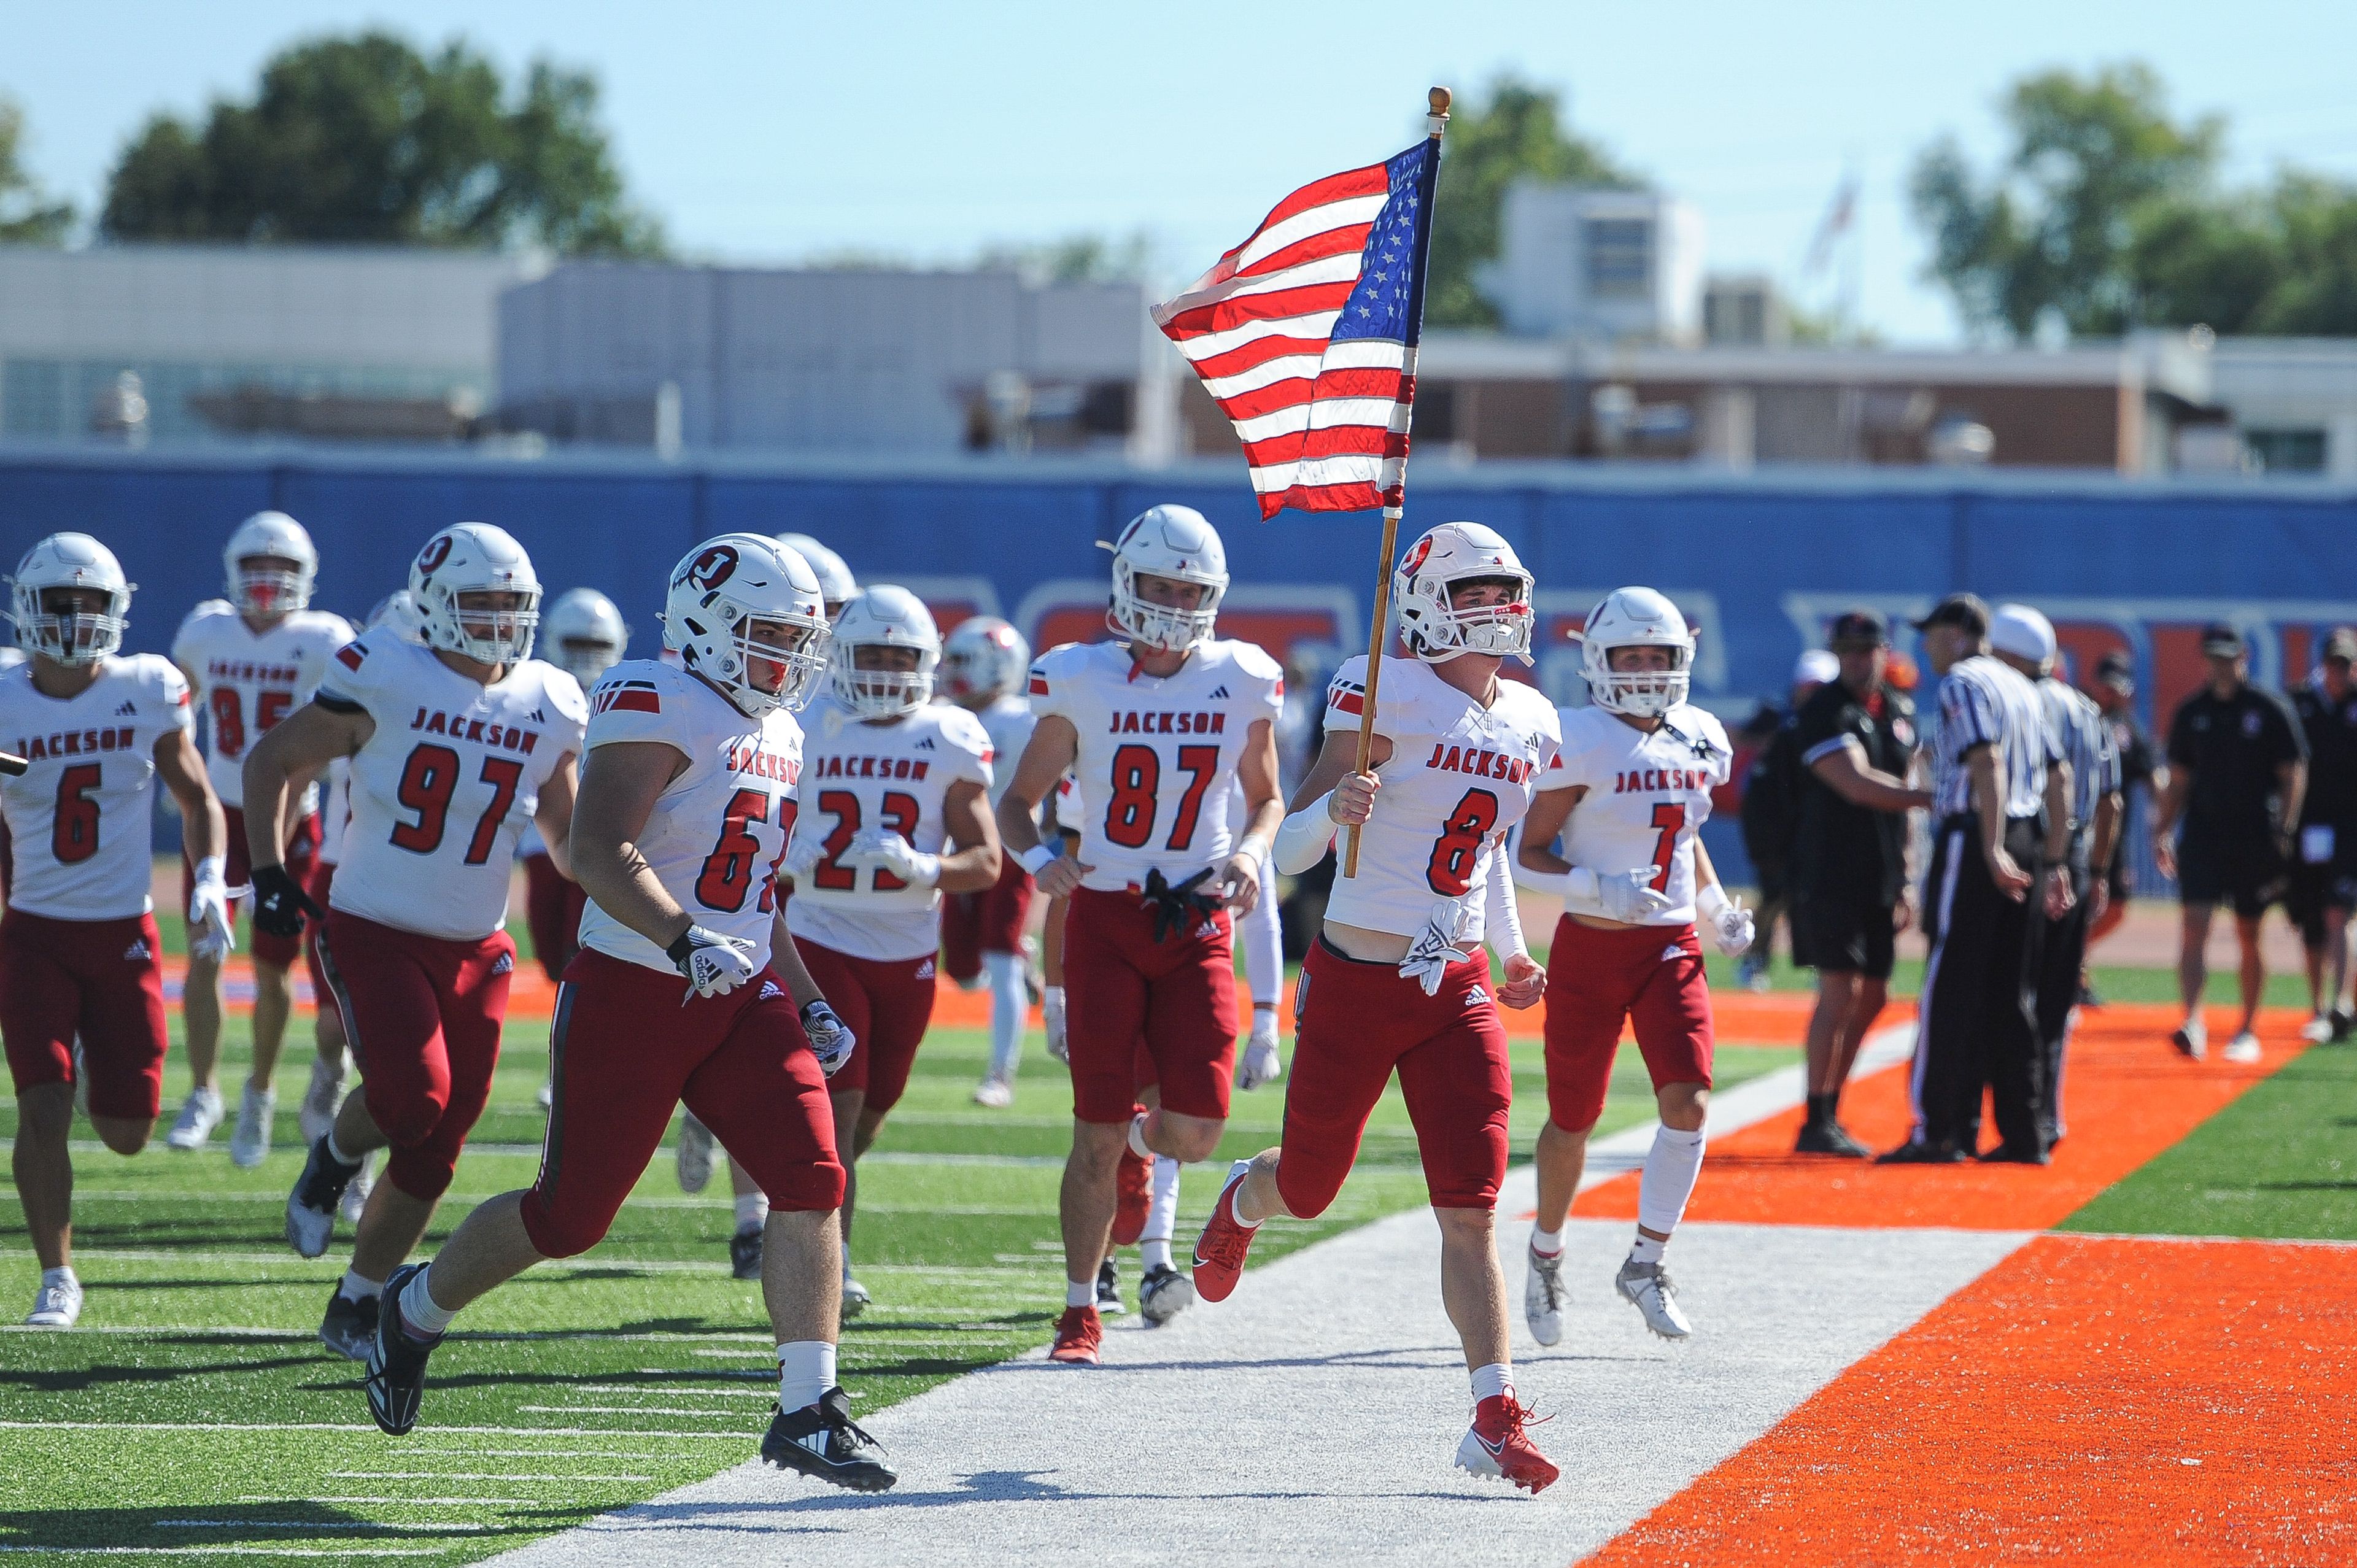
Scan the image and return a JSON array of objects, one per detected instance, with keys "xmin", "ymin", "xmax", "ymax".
[{"xmin": 1152, "ymin": 138, "xmax": 1440, "ymax": 519}]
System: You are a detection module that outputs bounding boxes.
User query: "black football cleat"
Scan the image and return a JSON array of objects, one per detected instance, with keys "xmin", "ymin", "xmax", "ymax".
[
  {"xmin": 319, "ymin": 1285, "xmax": 375, "ymax": 1361},
  {"xmin": 1096, "ymin": 1257, "xmax": 1124, "ymax": 1317},
  {"xmin": 365, "ymin": 1264, "xmax": 440, "ymax": 1436},
  {"xmin": 761, "ymin": 1386, "xmax": 897, "ymax": 1491},
  {"xmin": 1978, "ymin": 1141, "xmax": 2051, "ymax": 1165},
  {"xmin": 730, "ymin": 1226, "xmax": 764, "ymax": 1281},
  {"xmin": 1877, "ymin": 1138, "xmax": 1968, "ymax": 1165},
  {"xmin": 1796, "ymin": 1119, "xmax": 1871, "ymax": 1158},
  {"xmin": 286, "ymin": 1135, "xmax": 363, "ymax": 1259}
]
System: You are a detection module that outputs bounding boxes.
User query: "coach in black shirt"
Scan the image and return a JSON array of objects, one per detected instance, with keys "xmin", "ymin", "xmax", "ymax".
[
  {"xmin": 1789, "ymin": 610, "xmax": 1930, "ymax": 1156},
  {"xmin": 2154, "ymin": 624, "xmax": 2307, "ymax": 1064},
  {"xmin": 2084, "ymin": 651, "xmax": 2167, "ymax": 972},
  {"xmin": 2287, "ymin": 628, "xmax": 2356, "ymax": 1042}
]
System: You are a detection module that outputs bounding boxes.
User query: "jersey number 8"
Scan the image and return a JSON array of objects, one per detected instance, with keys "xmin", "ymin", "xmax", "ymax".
[{"xmin": 1426, "ymin": 787, "xmax": 1499, "ymax": 897}]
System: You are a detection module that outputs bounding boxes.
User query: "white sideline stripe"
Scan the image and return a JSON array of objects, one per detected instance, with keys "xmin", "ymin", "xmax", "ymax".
[
  {"xmin": 578, "ymin": 1385, "xmax": 773, "ymax": 1399},
  {"xmin": 0, "ymin": 1254, "xmax": 1055, "ymax": 1279},
  {"xmin": 58, "ymin": 1190, "xmax": 1062, "ymax": 1217},
  {"xmin": 266, "ymin": 1497, "xmax": 540, "ymax": 1507},
  {"xmin": 20, "ymin": 1140, "xmax": 1070, "ymax": 1167},
  {"xmin": 0, "ymin": 1323, "xmax": 778, "ymax": 1342},
  {"xmin": 518, "ymin": 1406, "xmax": 762, "ymax": 1418},
  {"xmin": 331, "ymin": 1472, "xmax": 653, "ymax": 1482},
  {"xmin": 0, "ymin": 1548, "xmax": 445, "ymax": 1558},
  {"xmin": 0, "ymin": 1421, "xmax": 744, "ymax": 1439},
  {"xmin": 162, "ymin": 1521, "xmax": 484, "ymax": 1534}
]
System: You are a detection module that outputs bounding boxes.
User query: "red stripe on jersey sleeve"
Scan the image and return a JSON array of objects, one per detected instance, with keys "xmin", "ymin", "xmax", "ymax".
[
  {"xmin": 1028, "ymin": 675, "xmax": 1050, "ymax": 696},
  {"xmin": 1328, "ymin": 690, "xmax": 1364, "ymax": 716},
  {"xmin": 336, "ymin": 644, "xmax": 365, "ymax": 671},
  {"xmin": 608, "ymin": 690, "xmax": 660, "ymax": 714}
]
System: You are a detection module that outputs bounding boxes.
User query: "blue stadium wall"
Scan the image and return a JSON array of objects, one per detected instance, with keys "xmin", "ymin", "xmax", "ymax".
[{"xmin": 7, "ymin": 445, "xmax": 2354, "ymax": 885}]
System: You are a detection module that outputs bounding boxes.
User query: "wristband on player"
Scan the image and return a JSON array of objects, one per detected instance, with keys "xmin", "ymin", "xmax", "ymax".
[
  {"xmin": 1272, "ymin": 794, "xmax": 1337, "ymax": 876},
  {"xmin": 1015, "ymin": 843, "xmax": 1061, "ymax": 878},
  {"xmin": 192, "ymin": 854, "xmax": 227, "ymax": 891},
  {"xmin": 1696, "ymin": 882, "xmax": 1732, "ymax": 922}
]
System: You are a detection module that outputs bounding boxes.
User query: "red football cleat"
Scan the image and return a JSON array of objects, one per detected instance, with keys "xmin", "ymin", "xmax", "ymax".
[
  {"xmin": 1111, "ymin": 1144, "xmax": 1151, "ymax": 1246},
  {"xmin": 1048, "ymin": 1305, "xmax": 1102, "ymax": 1365},
  {"xmin": 1190, "ymin": 1160, "xmax": 1260, "ymax": 1303},
  {"xmin": 1457, "ymin": 1394, "xmax": 1558, "ymax": 1494}
]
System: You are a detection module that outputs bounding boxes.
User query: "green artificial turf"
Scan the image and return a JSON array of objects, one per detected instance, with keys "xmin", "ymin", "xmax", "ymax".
[{"xmin": 1, "ymin": 987, "xmax": 1795, "ymax": 1563}]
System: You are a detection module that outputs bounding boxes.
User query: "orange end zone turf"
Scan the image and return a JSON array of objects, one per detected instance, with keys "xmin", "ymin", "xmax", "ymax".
[
  {"xmin": 1573, "ymin": 1004, "xmax": 2313, "ymax": 1231},
  {"xmin": 1579, "ymin": 1234, "xmax": 2357, "ymax": 1567}
]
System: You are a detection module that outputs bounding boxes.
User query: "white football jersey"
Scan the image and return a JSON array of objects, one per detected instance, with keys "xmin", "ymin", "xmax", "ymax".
[
  {"xmin": 577, "ymin": 660, "xmax": 805, "ymax": 974},
  {"xmin": 320, "ymin": 630, "xmax": 587, "ymax": 941},
  {"xmin": 1542, "ymin": 702, "xmax": 1733, "ymax": 927},
  {"xmin": 318, "ymin": 758, "xmax": 352, "ymax": 866},
  {"xmin": 784, "ymin": 692, "xmax": 994, "ymax": 962},
  {"xmin": 964, "ymin": 694, "xmax": 1036, "ymax": 806},
  {"xmin": 1320, "ymin": 657, "xmax": 1562, "ymax": 944},
  {"xmin": 1028, "ymin": 638, "xmax": 1283, "ymax": 894},
  {"xmin": 172, "ymin": 601, "xmax": 355, "ymax": 810},
  {"xmin": 0, "ymin": 655, "xmax": 193, "ymax": 921}
]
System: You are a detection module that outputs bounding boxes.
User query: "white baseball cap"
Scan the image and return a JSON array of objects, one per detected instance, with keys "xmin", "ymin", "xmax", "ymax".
[
  {"xmin": 1989, "ymin": 603, "xmax": 2057, "ymax": 667},
  {"xmin": 1792, "ymin": 649, "xmax": 1840, "ymax": 687}
]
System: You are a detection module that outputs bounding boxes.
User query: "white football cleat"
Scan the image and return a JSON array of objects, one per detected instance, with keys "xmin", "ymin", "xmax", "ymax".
[
  {"xmin": 298, "ymin": 1056, "xmax": 346, "ymax": 1145},
  {"xmin": 971, "ymin": 1076, "xmax": 1013, "ymax": 1108},
  {"xmin": 2224, "ymin": 1031, "xmax": 2262, "ymax": 1064},
  {"xmin": 841, "ymin": 1275, "xmax": 871, "ymax": 1321},
  {"xmin": 2172, "ymin": 1018, "xmax": 2208, "ymax": 1060},
  {"xmin": 1615, "ymin": 1257, "xmax": 1692, "ymax": 1340},
  {"xmin": 26, "ymin": 1272, "xmax": 82, "ymax": 1329},
  {"xmin": 2301, "ymin": 1014, "xmax": 2334, "ymax": 1045},
  {"xmin": 1524, "ymin": 1240, "xmax": 1566, "ymax": 1348},
  {"xmin": 230, "ymin": 1084, "xmax": 276, "ymax": 1169},
  {"xmin": 676, "ymin": 1110, "xmax": 715, "ymax": 1194},
  {"xmin": 1139, "ymin": 1262, "xmax": 1195, "ymax": 1326},
  {"xmin": 166, "ymin": 1087, "xmax": 223, "ymax": 1151}
]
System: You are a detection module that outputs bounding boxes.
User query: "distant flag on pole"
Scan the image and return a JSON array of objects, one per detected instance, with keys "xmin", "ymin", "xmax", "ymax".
[
  {"xmin": 1151, "ymin": 139, "xmax": 1441, "ymax": 519},
  {"xmin": 1805, "ymin": 171, "xmax": 1859, "ymax": 276}
]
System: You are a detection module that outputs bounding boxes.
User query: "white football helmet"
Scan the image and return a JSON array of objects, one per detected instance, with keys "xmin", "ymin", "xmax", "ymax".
[
  {"xmin": 366, "ymin": 589, "xmax": 425, "ymax": 644},
  {"xmin": 10, "ymin": 533, "xmax": 134, "ymax": 666},
  {"xmin": 1101, "ymin": 504, "xmax": 1228, "ymax": 653},
  {"xmin": 1582, "ymin": 587, "xmax": 1693, "ymax": 718},
  {"xmin": 409, "ymin": 523, "xmax": 540, "ymax": 666},
  {"xmin": 665, "ymin": 534, "xmax": 831, "ymax": 716},
  {"xmin": 1393, "ymin": 521, "xmax": 1534, "ymax": 665},
  {"xmin": 542, "ymin": 587, "xmax": 629, "ymax": 684},
  {"xmin": 222, "ymin": 510, "xmax": 316, "ymax": 617},
  {"xmin": 830, "ymin": 585, "xmax": 942, "ymax": 720},
  {"xmin": 773, "ymin": 533, "xmax": 857, "ymax": 617},
  {"xmin": 941, "ymin": 615, "xmax": 1031, "ymax": 703}
]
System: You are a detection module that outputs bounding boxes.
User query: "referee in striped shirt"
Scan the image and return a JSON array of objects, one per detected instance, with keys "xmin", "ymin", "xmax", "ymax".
[
  {"xmin": 1989, "ymin": 605, "xmax": 2122, "ymax": 1150},
  {"xmin": 1884, "ymin": 595, "xmax": 2075, "ymax": 1165}
]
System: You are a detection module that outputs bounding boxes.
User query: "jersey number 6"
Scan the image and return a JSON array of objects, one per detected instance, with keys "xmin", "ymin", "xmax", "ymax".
[{"xmin": 1426, "ymin": 787, "xmax": 1499, "ymax": 897}]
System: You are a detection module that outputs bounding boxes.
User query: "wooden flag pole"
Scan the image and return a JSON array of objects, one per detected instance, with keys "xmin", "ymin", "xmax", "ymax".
[{"xmin": 1343, "ymin": 84, "xmax": 1449, "ymax": 878}]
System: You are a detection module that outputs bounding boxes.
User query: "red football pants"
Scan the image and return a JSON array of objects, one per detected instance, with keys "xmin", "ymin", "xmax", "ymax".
[
  {"xmin": 940, "ymin": 855, "xmax": 1034, "ymax": 983},
  {"xmin": 1542, "ymin": 916, "xmax": 1716, "ymax": 1134},
  {"xmin": 1062, "ymin": 885, "xmax": 1236, "ymax": 1125},
  {"xmin": 521, "ymin": 851, "xmax": 587, "ymax": 986},
  {"xmin": 791, "ymin": 937, "xmax": 937, "ymax": 1116},
  {"xmin": 1, "ymin": 909, "xmax": 170, "ymax": 1120}
]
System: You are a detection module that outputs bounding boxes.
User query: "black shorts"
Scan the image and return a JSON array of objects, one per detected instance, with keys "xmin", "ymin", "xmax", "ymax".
[
  {"xmin": 2284, "ymin": 852, "xmax": 2357, "ymax": 946},
  {"xmin": 1790, "ymin": 892, "xmax": 1898, "ymax": 981},
  {"xmin": 2176, "ymin": 830, "xmax": 2285, "ymax": 920}
]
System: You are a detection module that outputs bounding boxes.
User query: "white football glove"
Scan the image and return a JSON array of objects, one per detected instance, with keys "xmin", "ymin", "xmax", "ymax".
[
  {"xmin": 1043, "ymin": 986, "xmax": 1069, "ymax": 1065},
  {"xmin": 1598, "ymin": 868, "xmax": 1675, "ymax": 925},
  {"xmin": 1709, "ymin": 898, "xmax": 1757, "ymax": 957},
  {"xmin": 187, "ymin": 863, "xmax": 236, "ymax": 965},
  {"xmin": 801, "ymin": 999, "xmax": 856, "ymax": 1076},
  {"xmin": 665, "ymin": 924, "xmax": 759, "ymax": 1000},
  {"xmin": 840, "ymin": 826, "xmax": 939, "ymax": 889},
  {"xmin": 1397, "ymin": 900, "xmax": 1473, "ymax": 998},
  {"xmin": 781, "ymin": 831, "xmax": 827, "ymax": 883},
  {"xmin": 1236, "ymin": 1022, "xmax": 1284, "ymax": 1091}
]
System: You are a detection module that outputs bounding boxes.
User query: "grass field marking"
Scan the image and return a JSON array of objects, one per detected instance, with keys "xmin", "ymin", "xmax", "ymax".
[
  {"xmin": 513, "ymin": 1404, "xmax": 774, "ymax": 1418},
  {"xmin": 0, "ymin": 1421, "xmax": 748, "ymax": 1439},
  {"xmin": 332, "ymin": 1472, "xmax": 656, "ymax": 1483},
  {"xmin": 159, "ymin": 1521, "xmax": 486, "ymax": 1534},
  {"xmin": 575, "ymin": 1385, "xmax": 774, "ymax": 1399},
  {"xmin": 268, "ymin": 1497, "xmax": 546, "ymax": 1507},
  {"xmin": 0, "ymin": 1321, "xmax": 784, "ymax": 1345},
  {"xmin": 2059, "ymin": 1227, "xmax": 2357, "ymax": 1251},
  {"xmin": 0, "ymin": 1548, "xmax": 450, "ymax": 1558}
]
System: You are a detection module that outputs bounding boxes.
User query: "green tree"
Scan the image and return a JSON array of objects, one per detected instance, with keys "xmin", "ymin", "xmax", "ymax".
[
  {"xmin": 0, "ymin": 95, "xmax": 75, "ymax": 244},
  {"xmin": 100, "ymin": 31, "xmax": 663, "ymax": 255},
  {"xmin": 1425, "ymin": 75, "xmax": 1641, "ymax": 328},
  {"xmin": 1910, "ymin": 62, "xmax": 2220, "ymax": 339}
]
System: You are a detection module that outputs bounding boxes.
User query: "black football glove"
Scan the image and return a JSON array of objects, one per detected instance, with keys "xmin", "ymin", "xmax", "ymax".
[{"xmin": 249, "ymin": 862, "xmax": 322, "ymax": 941}]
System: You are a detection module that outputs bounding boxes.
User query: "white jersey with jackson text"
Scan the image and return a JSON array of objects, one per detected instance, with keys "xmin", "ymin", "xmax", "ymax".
[
  {"xmin": 1543, "ymin": 701, "xmax": 1733, "ymax": 927},
  {"xmin": 1027, "ymin": 638, "xmax": 1283, "ymax": 894},
  {"xmin": 576, "ymin": 660, "xmax": 804, "ymax": 974},
  {"xmin": 320, "ymin": 629, "xmax": 587, "ymax": 942},
  {"xmin": 1320, "ymin": 657, "xmax": 1562, "ymax": 944},
  {"xmin": 0, "ymin": 655, "xmax": 193, "ymax": 921},
  {"xmin": 966, "ymin": 693, "xmax": 1036, "ymax": 807},
  {"xmin": 171, "ymin": 601, "xmax": 354, "ymax": 810},
  {"xmin": 784, "ymin": 692, "xmax": 993, "ymax": 962}
]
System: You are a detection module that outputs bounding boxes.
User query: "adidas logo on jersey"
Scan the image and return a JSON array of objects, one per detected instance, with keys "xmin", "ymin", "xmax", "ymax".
[
  {"xmin": 115, "ymin": 701, "xmax": 137, "ymax": 717},
  {"xmin": 915, "ymin": 736, "xmax": 935, "ymax": 750},
  {"xmin": 915, "ymin": 959, "xmax": 936, "ymax": 979},
  {"xmin": 530, "ymin": 707, "xmax": 548, "ymax": 724},
  {"xmin": 123, "ymin": 938, "xmax": 151, "ymax": 961},
  {"xmin": 1465, "ymin": 985, "xmax": 1488, "ymax": 1006},
  {"xmin": 491, "ymin": 951, "xmax": 515, "ymax": 976},
  {"xmin": 1208, "ymin": 684, "xmax": 1230, "ymax": 700}
]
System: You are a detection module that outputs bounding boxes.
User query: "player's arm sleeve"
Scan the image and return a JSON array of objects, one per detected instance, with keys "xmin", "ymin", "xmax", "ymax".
[
  {"xmin": 1940, "ymin": 674, "xmax": 1994, "ymax": 751},
  {"xmin": 548, "ymin": 670, "xmax": 590, "ymax": 754},
  {"xmin": 169, "ymin": 611, "xmax": 205, "ymax": 678},
  {"xmin": 1794, "ymin": 692, "xmax": 1848, "ymax": 767},
  {"xmin": 1484, "ymin": 839, "xmax": 1528, "ymax": 959}
]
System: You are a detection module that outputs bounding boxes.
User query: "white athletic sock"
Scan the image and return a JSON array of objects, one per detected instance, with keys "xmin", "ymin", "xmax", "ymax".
[
  {"xmin": 398, "ymin": 1264, "xmax": 457, "ymax": 1337},
  {"xmin": 1636, "ymin": 1123, "xmax": 1707, "ymax": 1240},
  {"xmin": 1628, "ymin": 1234, "xmax": 1666, "ymax": 1267},
  {"xmin": 41, "ymin": 1265, "xmax": 77, "ymax": 1290},
  {"xmin": 776, "ymin": 1340, "xmax": 836, "ymax": 1412},
  {"xmin": 983, "ymin": 951, "xmax": 1027, "ymax": 1081},
  {"xmin": 341, "ymin": 1268, "xmax": 384, "ymax": 1301},
  {"xmin": 1240, "ymin": 857, "xmax": 1282, "ymax": 1009},
  {"xmin": 1530, "ymin": 1226, "xmax": 1564, "ymax": 1256},
  {"xmin": 1126, "ymin": 1112, "xmax": 1151, "ymax": 1162},
  {"xmin": 1140, "ymin": 1156, "xmax": 1181, "ymax": 1272},
  {"xmin": 325, "ymin": 1129, "xmax": 362, "ymax": 1167},
  {"xmin": 734, "ymin": 1191, "xmax": 770, "ymax": 1233},
  {"xmin": 1470, "ymin": 1362, "xmax": 1514, "ymax": 1405},
  {"xmin": 1065, "ymin": 1278, "xmax": 1096, "ymax": 1309}
]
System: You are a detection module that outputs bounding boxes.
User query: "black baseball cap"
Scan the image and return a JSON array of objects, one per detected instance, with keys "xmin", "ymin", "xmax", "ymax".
[
  {"xmin": 1911, "ymin": 593, "xmax": 1990, "ymax": 637},
  {"xmin": 1828, "ymin": 608, "xmax": 1890, "ymax": 647},
  {"xmin": 2094, "ymin": 650, "xmax": 2134, "ymax": 692},
  {"xmin": 2200, "ymin": 622, "xmax": 2245, "ymax": 657},
  {"xmin": 2323, "ymin": 627, "xmax": 2357, "ymax": 665}
]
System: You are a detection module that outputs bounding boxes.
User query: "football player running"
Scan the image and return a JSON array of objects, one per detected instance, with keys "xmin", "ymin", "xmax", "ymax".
[
  {"xmin": 938, "ymin": 614, "xmax": 1040, "ymax": 1107},
  {"xmin": 166, "ymin": 512, "xmax": 355, "ymax": 1164},
  {"xmin": 997, "ymin": 505, "xmax": 1284, "ymax": 1364},
  {"xmin": 353, "ymin": 535, "xmax": 892, "ymax": 1490},
  {"xmin": 1191, "ymin": 521, "xmax": 1562, "ymax": 1493},
  {"xmin": 2, "ymin": 534, "xmax": 230, "ymax": 1328},
  {"xmin": 1514, "ymin": 588, "xmax": 1749, "ymax": 1347},
  {"xmin": 777, "ymin": 586, "xmax": 1000, "ymax": 1315},
  {"xmin": 244, "ymin": 524, "xmax": 586, "ymax": 1361},
  {"xmin": 521, "ymin": 589, "xmax": 627, "ymax": 987}
]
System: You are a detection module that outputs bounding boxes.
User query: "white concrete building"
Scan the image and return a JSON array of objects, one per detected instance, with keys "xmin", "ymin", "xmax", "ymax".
[
  {"xmin": 2210, "ymin": 338, "xmax": 2357, "ymax": 477},
  {"xmin": 1482, "ymin": 185, "xmax": 1705, "ymax": 346}
]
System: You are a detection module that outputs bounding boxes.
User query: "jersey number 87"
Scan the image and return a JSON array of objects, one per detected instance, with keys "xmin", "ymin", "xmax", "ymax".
[{"xmin": 1104, "ymin": 743, "xmax": 1219, "ymax": 852}]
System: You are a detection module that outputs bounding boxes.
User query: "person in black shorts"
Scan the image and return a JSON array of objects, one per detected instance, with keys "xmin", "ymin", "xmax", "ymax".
[
  {"xmin": 2154, "ymin": 624, "xmax": 2307, "ymax": 1064},
  {"xmin": 1787, "ymin": 610, "xmax": 1930, "ymax": 1155},
  {"xmin": 2083, "ymin": 651, "xmax": 2166, "ymax": 981},
  {"xmin": 2287, "ymin": 628, "xmax": 2357, "ymax": 1043},
  {"xmin": 1738, "ymin": 651, "xmax": 1838, "ymax": 991}
]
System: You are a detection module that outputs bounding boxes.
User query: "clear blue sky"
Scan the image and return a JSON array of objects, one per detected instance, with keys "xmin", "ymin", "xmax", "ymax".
[{"xmin": 10, "ymin": 0, "xmax": 2357, "ymax": 344}]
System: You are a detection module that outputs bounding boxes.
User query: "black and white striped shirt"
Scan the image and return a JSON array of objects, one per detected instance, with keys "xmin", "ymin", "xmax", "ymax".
[
  {"xmin": 2039, "ymin": 676, "xmax": 2120, "ymax": 847},
  {"xmin": 1930, "ymin": 655, "xmax": 2059, "ymax": 819}
]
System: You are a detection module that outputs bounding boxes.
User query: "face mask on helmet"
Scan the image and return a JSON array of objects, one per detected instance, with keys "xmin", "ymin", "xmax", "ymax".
[
  {"xmin": 222, "ymin": 512, "xmax": 317, "ymax": 617},
  {"xmin": 1581, "ymin": 589, "xmax": 1695, "ymax": 719},
  {"xmin": 735, "ymin": 615, "xmax": 832, "ymax": 714},
  {"xmin": 554, "ymin": 638, "xmax": 623, "ymax": 684},
  {"xmin": 1104, "ymin": 506, "xmax": 1228, "ymax": 654},
  {"xmin": 446, "ymin": 589, "xmax": 541, "ymax": 666},
  {"xmin": 1112, "ymin": 568, "xmax": 1221, "ymax": 652},
  {"xmin": 833, "ymin": 642, "xmax": 937, "ymax": 719},
  {"xmin": 22, "ymin": 587, "xmax": 129, "ymax": 665},
  {"xmin": 1401, "ymin": 573, "xmax": 1534, "ymax": 663},
  {"xmin": 942, "ymin": 618, "xmax": 1028, "ymax": 701},
  {"xmin": 667, "ymin": 537, "xmax": 832, "ymax": 717},
  {"xmin": 234, "ymin": 554, "xmax": 311, "ymax": 617}
]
